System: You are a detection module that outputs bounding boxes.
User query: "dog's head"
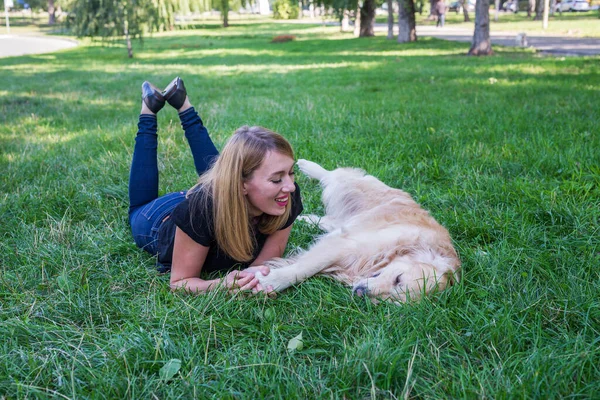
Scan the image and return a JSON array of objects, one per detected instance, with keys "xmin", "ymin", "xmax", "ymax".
[{"xmin": 352, "ymin": 260, "xmax": 457, "ymax": 303}]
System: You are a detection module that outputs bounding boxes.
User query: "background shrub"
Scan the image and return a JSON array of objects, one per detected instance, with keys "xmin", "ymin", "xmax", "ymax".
[{"xmin": 273, "ymin": 0, "xmax": 300, "ymax": 20}]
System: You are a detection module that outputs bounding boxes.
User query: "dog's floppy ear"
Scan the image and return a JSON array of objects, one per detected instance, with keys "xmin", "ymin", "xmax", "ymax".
[{"xmin": 443, "ymin": 268, "xmax": 461, "ymax": 287}]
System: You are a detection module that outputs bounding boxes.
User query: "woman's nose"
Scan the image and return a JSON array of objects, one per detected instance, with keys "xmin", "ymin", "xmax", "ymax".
[{"xmin": 283, "ymin": 176, "xmax": 296, "ymax": 192}]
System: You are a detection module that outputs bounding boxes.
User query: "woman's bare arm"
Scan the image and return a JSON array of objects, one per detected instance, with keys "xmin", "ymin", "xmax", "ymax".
[
  {"xmin": 170, "ymin": 227, "xmax": 259, "ymax": 293},
  {"xmin": 251, "ymin": 224, "xmax": 293, "ymax": 266}
]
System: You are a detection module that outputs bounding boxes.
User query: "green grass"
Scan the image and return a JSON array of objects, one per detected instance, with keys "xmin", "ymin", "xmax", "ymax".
[{"xmin": 1, "ymin": 21, "xmax": 599, "ymax": 398}]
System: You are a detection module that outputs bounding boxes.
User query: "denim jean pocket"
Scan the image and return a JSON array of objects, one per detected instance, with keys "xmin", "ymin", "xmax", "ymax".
[
  {"xmin": 141, "ymin": 197, "xmax": 175, "ymax": 219},
  {"xmin": 141, "ymin": 192, "xmax": 186, "ymax": 220},
  {"xmin": 150, "ymin": 208, "xmax": 174, "ymax": 235},
  {"xmin": 130, "ymin": 192, "xmax": 186, "ymax": 255}
]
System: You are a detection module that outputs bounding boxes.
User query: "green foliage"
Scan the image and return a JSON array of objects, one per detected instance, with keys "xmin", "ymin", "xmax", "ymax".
[
  {"xmin": 1, "ymin": 21, "xmax": 599, "ymax": 398},
  {"xmin": 273, "ymin": 0, "xmax": 300, "ymax": 19},
  {"xmin": 311, "ymin": 0, "xmax": 384, "ymax": 21},
  {"xmin": 316, "ymin": 0, "xmax": 359, "ymax": 20},
  {"xmin": 67, "ymin": 0, "xmax": 214, "ymax": 40},
  {"xmin": 19, "ymin": 0, "xmax": 47, "ymax": 11},
  {"xmin": 211, "ymin": 0, "xmax": 247, "ymax": 27},
  {"xmin": 68, "ymin": 0, "xmax": 161, "ymax": 38}
]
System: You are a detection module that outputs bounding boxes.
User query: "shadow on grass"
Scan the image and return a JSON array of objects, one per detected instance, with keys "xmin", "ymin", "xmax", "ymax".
[{"xmin": 1, "ymin": 30, "xmax": 597, "ymax": 172}]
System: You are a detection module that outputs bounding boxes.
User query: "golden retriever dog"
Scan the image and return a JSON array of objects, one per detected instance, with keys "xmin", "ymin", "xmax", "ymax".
[{"xmin": 255, "ymin": 159, "xmax": 461, "ymax": 303}]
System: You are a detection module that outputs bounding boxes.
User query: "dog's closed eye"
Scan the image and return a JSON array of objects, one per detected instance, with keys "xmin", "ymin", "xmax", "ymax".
[
  {"xmin": 370, "ymin": 272, "xmax": 381, "ymax": 278},
  {"xmin": 394, "ymin": 274, "xmax": 403, "ymax": 285}
]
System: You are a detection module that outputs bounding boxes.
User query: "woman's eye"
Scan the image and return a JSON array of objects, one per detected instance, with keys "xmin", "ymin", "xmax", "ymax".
[{"xmin": 271, "ymin": 179, "xmax": 282, "ymax": 184}]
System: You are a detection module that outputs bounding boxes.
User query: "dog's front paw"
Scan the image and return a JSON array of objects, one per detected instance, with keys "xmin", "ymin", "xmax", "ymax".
[
  {"xmin": 297, "ymin": 159, "xmax": 328, "ymax": 180},
  {"xmin": 255, "ymin": 269, "xmax": 293, "ymax": 292}
]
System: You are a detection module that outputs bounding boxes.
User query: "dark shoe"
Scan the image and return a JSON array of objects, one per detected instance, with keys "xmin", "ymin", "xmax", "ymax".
[
  {"xmin": 163, "ymin": 77, "xmax": 187, "ymax": 110},
  {"xmin": 142, "ymin": 81, "xmax": 165, "ymax": 114}
]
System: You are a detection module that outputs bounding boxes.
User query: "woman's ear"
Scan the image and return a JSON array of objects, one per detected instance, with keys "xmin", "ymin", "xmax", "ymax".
[{"xmin": 242, "ymin": 182, "xmax": 248, "ymax": 195}]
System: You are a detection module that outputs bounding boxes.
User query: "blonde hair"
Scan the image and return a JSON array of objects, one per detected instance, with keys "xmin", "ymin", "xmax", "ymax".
[{"xmin": 189, "ymin": 126, "xmax": 295, "ymax": 262}]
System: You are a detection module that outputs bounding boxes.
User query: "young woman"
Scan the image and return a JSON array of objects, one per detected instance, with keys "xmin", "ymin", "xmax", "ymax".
[{"xmin": 129, "ymin": 77, "xmax": 303, "ymax": 294}]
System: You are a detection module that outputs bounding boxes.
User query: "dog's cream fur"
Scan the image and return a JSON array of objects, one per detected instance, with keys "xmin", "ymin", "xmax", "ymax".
[{"xmin": 256, "ymin": 159, "xmax": 461, "ymax": 303}]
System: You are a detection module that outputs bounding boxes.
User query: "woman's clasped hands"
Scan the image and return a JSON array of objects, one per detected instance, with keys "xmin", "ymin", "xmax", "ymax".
[{"xmin": 224, "ymin": 266, "xmax": 275, "ymax": 296}]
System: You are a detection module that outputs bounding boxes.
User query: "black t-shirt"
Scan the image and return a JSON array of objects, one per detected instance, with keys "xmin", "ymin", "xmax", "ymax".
[{"xmin": 156, "ymin": 183, "xmax": 303, "ymax": 274}]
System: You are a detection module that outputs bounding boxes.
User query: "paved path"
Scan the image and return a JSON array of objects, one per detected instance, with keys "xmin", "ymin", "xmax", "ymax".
[
  {"xmin": 379, "ymin": 25, "xmax": 600, "ymax": 56},
  {"xmin": 0, "ymin": 34, "xmax": 78, "ymax": 58}
]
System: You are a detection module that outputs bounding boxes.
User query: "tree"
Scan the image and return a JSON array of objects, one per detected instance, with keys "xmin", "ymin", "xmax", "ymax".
[
  {"xmin": 70, "ymin": 0, "xmax": 164, "ymax": 58},
  {"xmin": 459, "ymin": 0, "xmax": 470, "ymax": 21},
  {"xmin": 353, "ymin": 1, "xmax": 361, "ymax": 35},
  {"xmin": 22, "ymin": 0, "xmax": 52, "ymax": 23},
  {"xmin": 533, "ymin": 0, "xmax": 544, "ymax": 20},
  {"xmin": 219, "ymin": 0, "xmax": 230, "ymax": 26},
  {"xmin": 494, "ymin": 0, "xmax": 500, "ymax": 21},
  {"xmin": 397, "ymin": 0, "xmax": 416, "ymax": 42},
  {"xmin": 214, "ymin": 0, "xmax": 248, "ymax": 27},
  {"xmin": 386, "ymin": 0, "xmax": 394, "ymax": 39},
  {"xmin": 48, "ymin": 0, "xmax": 56, "ymax": 24},
  {"xmin": 312, "ymin": 0, "xmax": 371, "ymax": 37},
  {"xmin": 468, "ymin": 0, "xmax": 493, "ymax": 55},
  {"xmin": 314, "ymin": 0, "xmax": 383, "ymax": 37},
  {"xmin": 359, "ymin": 0, "xmax": 375, "ymax": 36},
  {"xmin": 69, "ymin": 0, "xmax": 216, "ymax": 57}
]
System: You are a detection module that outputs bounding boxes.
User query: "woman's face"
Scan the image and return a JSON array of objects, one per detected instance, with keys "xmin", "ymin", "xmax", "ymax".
[{"xmin": 243, "ymin": 151, "xmax": 296, "ymax": 218}]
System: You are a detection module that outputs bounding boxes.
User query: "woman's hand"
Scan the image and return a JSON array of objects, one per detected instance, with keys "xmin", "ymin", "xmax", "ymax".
[
  {"xmin": 224, "ymin": 270, "xmax": 259, "ymax": 293},
  {"xmin": 241, "ymin": 266, "xmax": 276, "ymax": 297}
]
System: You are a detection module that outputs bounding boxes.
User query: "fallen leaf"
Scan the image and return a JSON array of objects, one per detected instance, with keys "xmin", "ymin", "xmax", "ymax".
[
  {"xmin": 287, "ymin": 332, "xmax": 303, "ymax": 352},
  {"xmin": 159, "ymin": 359, "xmax": 181, "ymax": 381}
]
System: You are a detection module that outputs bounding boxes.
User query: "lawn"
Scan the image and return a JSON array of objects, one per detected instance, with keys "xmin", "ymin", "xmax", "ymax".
[{"xmin": 1, "ymin": 20, "xmax": 599, "ymax": 398}]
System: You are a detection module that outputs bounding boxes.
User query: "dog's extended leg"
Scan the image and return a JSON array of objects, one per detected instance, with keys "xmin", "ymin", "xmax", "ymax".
[
  {"xmin": 255, "ymin": 233, "xmax": 352, "ymax": 292},
  {"xmin": 297, "ymin": 159, "xmax": 329, "ymax": 181}
]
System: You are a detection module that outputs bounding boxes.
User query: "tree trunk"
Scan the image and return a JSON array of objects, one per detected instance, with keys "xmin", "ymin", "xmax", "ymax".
[
  {"xmin": 542, "ymin": 0, "xmax": 550, "ymax": 28},
  {"xmin": 354, "ymin": 2, "xmax": 361, "ymax": 36},
  {"xmin": 221, "ymin": 0, "xmax": 229, "ymax": 27},
  {"xmin": 387, "ymin": 0, "xmax": 394, "ymax": 39},
  {"xmin": 359, "ymin": 0, "xmax": 376, "ymax": 37},
  {"xmin": 527, "ymin": 0, "xmax": 534, "ymax": 17},
  {"xmin": 397, "ymin": 0, "xmax": 417, "ymax": 42},
  {"xmin": 533, "ymin": 0, "xmax": 544, "ymax": 20},
  {"xmin": 468, "ymin": 0, "xmax": 493, "ymax": 55},
  {"xmin": 494, "ymin": 0, "xmax": 500, "ymax": 21},
  {"xmin": 48, "ymin": 0, "xmax": 56, "ymax": 25},
  {"xmin": 124, "ymin": 19, "xmax": 133, "ymax": 58},
  {"xmin": 429, "ymin": 0, "xmax": 436, "ymax": 18},
  {"xmin": 460, "ymin": 0, "xmax": 470, "ymax": 21},
  {"xmin": 341, "ymin": 9, "xmax": 350, "ymax": 31}
]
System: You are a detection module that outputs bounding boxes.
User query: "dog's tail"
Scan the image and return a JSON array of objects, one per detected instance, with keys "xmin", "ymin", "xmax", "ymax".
[{"xmin": 297, "ymin": 159, "xmax": 329, "ymax": 181}]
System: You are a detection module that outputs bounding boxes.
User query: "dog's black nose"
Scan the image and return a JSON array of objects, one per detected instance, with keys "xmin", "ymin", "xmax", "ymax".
[{"xmin": 353, "ymin": 285, "xmax": 367, "ymax": 297}]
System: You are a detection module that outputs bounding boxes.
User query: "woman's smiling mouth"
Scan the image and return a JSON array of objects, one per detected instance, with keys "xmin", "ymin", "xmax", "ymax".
[{"xmin": 275, "ymin": 196, "xmax": 289, "ymax": 207}]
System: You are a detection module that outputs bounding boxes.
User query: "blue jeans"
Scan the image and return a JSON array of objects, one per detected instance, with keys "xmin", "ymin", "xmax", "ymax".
[
  {"xmin": 128, "ymin": 108, "xmax": 219, "ymax": 255},
  {"xmin": 437, "ymin": 14, "xmax": 445, "ymax": 27}
]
